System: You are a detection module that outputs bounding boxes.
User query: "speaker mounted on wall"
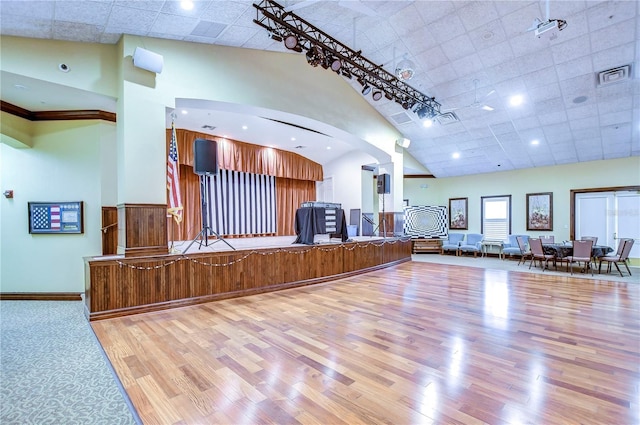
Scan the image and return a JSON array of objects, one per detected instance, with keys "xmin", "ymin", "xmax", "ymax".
[
  {"xmin": 133, "ymin": 47, "xmax": 164, "ymax": 74},
  {"xmin": 377, "ymin": 173, "xmax": 391, "ymax": 194},
  {"xmin": 193, "ymin": 138, "xmax": 218, "ymax": 175}
]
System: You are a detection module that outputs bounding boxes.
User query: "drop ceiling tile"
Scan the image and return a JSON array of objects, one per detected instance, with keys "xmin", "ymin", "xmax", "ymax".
[
  {"xmin": 468, "ymin": 19, "xmax": 508, "ymax": 51},
  {"xmin": 477, "ymin": 40, "xmax": 514, "ymax": 68},
  {"xmin": 414, "ymin": 1, "xmax": 456, "ymax": 25},
  {"xmin": 99, "ymin": 32, "xmax": 122, "ymax": 44},
  {"xmin": 106, "ymin": 5, "xmax": 159, "ymax": 32},
  {"xmin": 518, "ymin": 49, "xmax": 554, "ymax": 74},
  {"xmin": 441, "ymin": 33, "xmax": 476, "ymax": 62},
  {"xmin": 566, "ymin": 103, "xmax": 599, "ymax": 120},
  {"xmin": 0, "ymin": 0, "xmax": 54, "ymax": 19},
  {"xmin": 457, "ymin": 1, "xmax": 499, "ymax": 32},
  {"xmin": 362, "ymin": 21, "xmax": 396, "ymax": 50},
  {"xmin": 570, "ymin": 117, "xmax": 600, "ymax": 131},
  {"xmin": 599, "ymin": 110, "xmax": 633, "ymax": 127},
  {"xmin": 538, "ymin": 110, "xmax": 568, "ymax": 126},
  {"xmin": 500, "ymin": 2, "xmax": 541, "ymax": 38},
  {"xmin": 512, "ymin": 116, "xmax": 541, "ymax": 130},
  {"xmin": 427, "ymin": 63, "xmax": 459, "ymax": 85},
  {"xmin": 415, "ymin": 45, "xmax": 450, "ymax": 70},
  {"xmin": 520, "ymin": 64, "xmax": 557, "ymax": 90},
  {"xmin": 550, "ymin": 11, "xmax": 589, "ymax": 43},
  {"xmin": 577, "ymin": 151, "xmax": 604, "ymax": 162},
  {"xmin": 388, "ymin": 4, "xmax": 428, "ymax": 38},
  {"xmin": 201, "ymin": 1, "xmax": 251, "ymax": 24},
  {"xmin": 149, "ymin": 12, "xmax": 198, "ymax": 36},
  {"xmin": 0, "ymin": 16, "xmax": 52, "ymax": 38},
  {"xmin": 529, "ymin": 83, "xmax": 561, "ymax": 103},
  {"xmin": 54, "ymin": 1, "xmax": 111, "ymax": 25},
  {"xmin": 555, "ymin": 55, "xmax": 593, "ymax": 82},
  {"xmin": 401, "ymin": 26, "xmax": 439, "ymax": 55},
  {"xmin": 489, "ymin": 60, "xmax": 522, "ymax": 85},
  {"xmin": 451, "ymin": 54, "xmax": 485, "ymax": 78},
  {"xmin": 493, "ymin": 1, "xmax": 532, "ymax": 18},
  {"xmin": 550, "ymin": 35, "xmax": 592, "ymax": 65},
  {"xmin": 52, "ymin": 21, "xmax": 103, "ymax": 43},
  {"xmin": 509, "ymin": 31, "xmax": 546, "ymax": 58},
  {"xmin": 586, "ymin": 1, "xmax": 638, "ymax": 32},
  {"xmin": 429, "ymin": 12, "xmax": 467, "ymax": 44},
  {"xmin": 590, "ymin": 18, "xmax": 636, "ymax": 53},
  {"xmin": 572, "ymin": 128, "xmax": 602, "ymax": 141}
]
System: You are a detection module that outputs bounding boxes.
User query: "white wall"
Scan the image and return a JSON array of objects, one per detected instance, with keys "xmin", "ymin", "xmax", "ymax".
[
  {"xmin": 0, "ymin": 118, "xmax": 116, "ymax": 292},
  {"xmin": 323, "ymin": 150, "xmax": 378, "ymax": 222}
]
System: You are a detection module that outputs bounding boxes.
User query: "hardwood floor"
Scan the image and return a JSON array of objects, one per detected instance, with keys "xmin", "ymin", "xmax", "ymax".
[{"xmin": 92, "ymin": 261, "xmax": 639, "ymax": 424}]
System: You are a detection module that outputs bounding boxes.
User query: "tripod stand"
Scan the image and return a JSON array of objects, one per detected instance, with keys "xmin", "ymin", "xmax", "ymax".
[{"xmin": 184, "ymin": 174, "xmax": 235, "ymax": 253}]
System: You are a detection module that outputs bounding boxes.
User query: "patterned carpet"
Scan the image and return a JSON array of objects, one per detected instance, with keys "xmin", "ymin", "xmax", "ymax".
[{"xmin": 0, "ymin": 301, "xmax": 140, "ymax": 425}]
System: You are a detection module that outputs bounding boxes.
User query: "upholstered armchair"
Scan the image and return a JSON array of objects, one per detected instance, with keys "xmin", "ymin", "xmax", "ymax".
[
  {"xmin": 503, "ymin": 234, "xmax": 530, "ymax": 260},
  {"xmin": 441, "ymin": 233, "xmax": 464, "ymax": 255},
  {"xmin": 458, "ymin": 233, "xmax": 483, "ymax": 257}
]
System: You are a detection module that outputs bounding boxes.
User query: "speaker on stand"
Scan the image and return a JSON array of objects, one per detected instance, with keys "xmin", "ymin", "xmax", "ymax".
[
  {"xmin": 184, "ymin": 138, "xmax": 235, "ymax": 252},
  {"xmin": 377, "ymin": 174, "xmax": 390, "ymax": 238}
]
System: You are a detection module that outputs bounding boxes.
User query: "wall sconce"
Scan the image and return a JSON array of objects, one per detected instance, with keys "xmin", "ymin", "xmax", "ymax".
[{"xmin": 396, "ymin": 138, "xmax": 410, "ymax": 148}]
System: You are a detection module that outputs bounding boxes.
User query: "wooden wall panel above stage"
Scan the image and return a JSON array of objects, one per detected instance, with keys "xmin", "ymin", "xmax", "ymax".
[{"xmin": 85, "ymin": 238, "xmax": 412, "ymax": 320}]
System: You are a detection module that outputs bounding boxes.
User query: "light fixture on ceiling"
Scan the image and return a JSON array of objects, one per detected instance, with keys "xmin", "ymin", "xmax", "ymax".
[
  {"xmin": 180, "ymin": 0, "xmax": 194, "ymax": 11},
  {"xmin": 284, "ymin": 34, "xmax": 298, "ymax": 49},
  {"xmin": 253, "ymin": 0, "xmax": 440, "ymax": 119},
  {"xmin": 58, "ymin": 63, "xmax": 70, "ymax": 73},
  {"xmin": 396, "ymin": 138, "xmax": 410, "ymax": 148},
  {"xmin": 509, "ymin": 95, "xmax": 523, "ymax": 106},
  {"xmin": 395, "ymin": 56, "xmax": 415, "ymax": 81},
  {"xmin": 423, "ymin": 119, "xmax": 433, "ymax": 128},
  {"xmin": 372, "ymin": 90, "xmax": 383, "ymax": 101},
  {"xmin": 362, "ymin": 84, "xmax": 372, "ymax": 95}
]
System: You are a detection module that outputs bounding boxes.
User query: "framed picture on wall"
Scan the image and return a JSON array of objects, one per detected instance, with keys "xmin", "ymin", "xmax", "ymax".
[
  {"xmin": 526, "ymin": 192, "xmax": 553, "ymax": 231},
  {"xmin": 28, "ymin": 201, "xmax": 84, "ymax": 234},
  {"xmin": 449, "ymin": 197, "xmax": 468, "ymax": 230}
]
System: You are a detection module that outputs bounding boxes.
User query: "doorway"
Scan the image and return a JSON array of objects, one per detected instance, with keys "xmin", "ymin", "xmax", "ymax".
[{"xmin": 572, "ymin": 186, "xmax": 640, "ymax": 259}]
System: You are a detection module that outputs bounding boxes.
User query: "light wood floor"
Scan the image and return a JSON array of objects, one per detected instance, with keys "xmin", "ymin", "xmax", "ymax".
[{"xmin": 92, "ymin": 261, "xmax": 639, "ymax": 425}]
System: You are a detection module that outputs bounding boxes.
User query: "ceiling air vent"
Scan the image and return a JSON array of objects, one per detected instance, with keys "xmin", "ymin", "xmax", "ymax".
[
  {"xmin": 390, "ymin": 112, "xmax": 412, "ymax": 125},
  {"xmin": 201, "ymin": 125, "xmax": 216, "ymax": 130},
  {"xmin": 434, "ymin": 111, "xmax": 459, "ymax": 125},
  {"xmin": 597, "ymin": 65, "xmax": 631, "ymax": 87}
]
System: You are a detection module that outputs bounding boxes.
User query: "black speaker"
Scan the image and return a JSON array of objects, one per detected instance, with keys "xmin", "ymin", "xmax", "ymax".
[
  {"xmin": 377, "ymin": 173, "xmax": 390, "ymax": 194},
  {"xmin": 193, "ymin": 138, "xmax": 218, "ymax": 175}
]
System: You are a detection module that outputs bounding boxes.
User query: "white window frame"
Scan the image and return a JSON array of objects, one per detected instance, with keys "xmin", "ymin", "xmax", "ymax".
[{"xmin": 481, "ymin": 195, "xmax": 512, "ymax": 241}]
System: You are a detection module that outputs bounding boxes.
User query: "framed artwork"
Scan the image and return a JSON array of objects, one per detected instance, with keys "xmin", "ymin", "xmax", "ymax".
[
  {"xmin": 28, "ymin": 201, "xmax": 84, "ymax": 234},
  {"xmin": 448, "ymin": 197, "xmax": 468, "ymax": 230},
  {"xmin": 526, "ymin": 192, "xmax": 553, "ymax": 231}
]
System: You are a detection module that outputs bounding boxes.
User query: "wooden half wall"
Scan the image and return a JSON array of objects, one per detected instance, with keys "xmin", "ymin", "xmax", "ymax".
[{"xmin": 84, "ymin": 238, "xmax": 412, "ymax": 320}]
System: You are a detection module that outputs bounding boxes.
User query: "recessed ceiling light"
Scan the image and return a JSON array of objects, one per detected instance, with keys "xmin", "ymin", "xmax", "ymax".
[
  {"xmin": 531, "ymin": 139, "xmax": 540, "ymax": 145},
  {"xmin": 423, "ymin": 119, "xmax": 433, "ymax": 128},
  {"xmin": 509, "ymin": 95, "xmax": 523, "ymax": 106},
  {"xmin": 180, "ymin": 0, "xmax": 194, "ymax": 10},
  {"xmin": 452, "ymin": 152, "xmax": 460, "ymax": 159},
  {"xmin": 242, "ymin": 125, "xmax": 248, "ymax": 130},
  {"xmin": 291, "ymin": 137, "xmax": 296, "ymax": 141},
  {"xmin": 482, "ymin": 31, "xmax": 494, "ymax": 40},
  {"xmin": 58, "ymin": 63, "xmax": 70, "ymax": 72},
  {"xmin": 326, "ymin": 146, "xmax": 332, "ymax": 150},
  {"xmin": 181, "ymin": 110, "xmax": 188, "ymax": 114}
]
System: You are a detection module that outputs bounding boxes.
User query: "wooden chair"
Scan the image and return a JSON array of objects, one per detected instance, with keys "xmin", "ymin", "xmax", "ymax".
[
  {"xmin": 528, "ymin": 238, "xmax": 555, "ymax": 271},
  {"xmin": 599, "ymin": 239, "xmax": 634, "ymax": 277},
  {"xmin": 516, "ymin": 235, "xmax": 532, "ymax": 266},
  {"xmin": 565, "ymin": 239, "xmax": 594, "ymax": 275}
]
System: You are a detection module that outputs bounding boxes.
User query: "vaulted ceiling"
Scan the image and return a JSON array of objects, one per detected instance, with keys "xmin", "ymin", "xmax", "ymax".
[{"xmin": 1, "ymin": 0, "xmax": 638, "ymax": 177}]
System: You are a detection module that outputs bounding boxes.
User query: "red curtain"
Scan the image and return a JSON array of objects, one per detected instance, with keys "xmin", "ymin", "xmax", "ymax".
[{"xmin": 167, "ymin": 129, "xmax": 319, "ymax": 240}]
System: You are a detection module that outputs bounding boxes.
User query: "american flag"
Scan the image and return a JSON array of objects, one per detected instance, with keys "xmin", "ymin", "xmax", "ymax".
[
  {"xmin": 32, "ymin": 205, "xmax": 61, "ymax": 231},
  {"xmin": 167, "ymin": 122, "xmax": 183, "ymax": 223}
]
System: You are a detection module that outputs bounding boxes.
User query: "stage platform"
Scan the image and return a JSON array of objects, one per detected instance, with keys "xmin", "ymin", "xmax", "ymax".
[{"xmin": 84, "ymin": 235, "xmax": 412, "ymax": 321}]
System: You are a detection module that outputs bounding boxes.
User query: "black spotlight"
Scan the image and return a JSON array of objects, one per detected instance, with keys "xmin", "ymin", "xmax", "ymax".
[
  {"xmin": 284, "ymin": 34, "xmax": 298, "ymax": 50},
  {"xmin": 372, "ymin": 90, "xmax": 383, "ymax": 101},
  {"xmin": 362, "ymin": 85, "xmax": 372, "ymax": 95}
]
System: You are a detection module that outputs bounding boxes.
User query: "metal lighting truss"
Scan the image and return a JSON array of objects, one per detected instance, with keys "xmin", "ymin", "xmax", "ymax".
[{"xmin": 253, "ymin": 0, "xmax": 441, "ymax": 119}]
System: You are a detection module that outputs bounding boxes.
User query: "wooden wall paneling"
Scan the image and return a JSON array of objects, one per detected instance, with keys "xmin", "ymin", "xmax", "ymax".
[
  {"xmin": 101, "ymin": 207, "xmax": 118, "ymax": 255},
  {"xmin": 383, "ymin": 239, "xmax": 413, "ymax": 263},
  {"xmin": 85, "ymin": 240, "xmax": 411, "ymax": 320},
  {"xmin": 117, "ymin": 204, "xmax": 168, "ymax": 257}
]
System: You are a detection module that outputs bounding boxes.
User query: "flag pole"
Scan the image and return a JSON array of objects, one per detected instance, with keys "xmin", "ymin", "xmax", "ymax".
[{"xmin": 167, "ymin": 112, "xmax": 182, "ymax": 254}]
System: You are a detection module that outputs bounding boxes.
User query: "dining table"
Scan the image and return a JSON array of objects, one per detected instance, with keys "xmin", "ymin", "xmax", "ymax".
[{"xmin": 542, "ymin": 243, "xmax": 613, "ymax": 259}]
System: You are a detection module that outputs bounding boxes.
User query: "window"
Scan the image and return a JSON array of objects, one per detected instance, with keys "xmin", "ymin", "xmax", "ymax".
[{"xmin": 481, "ymin": 195, "xmax": 511, "ymax": 241}]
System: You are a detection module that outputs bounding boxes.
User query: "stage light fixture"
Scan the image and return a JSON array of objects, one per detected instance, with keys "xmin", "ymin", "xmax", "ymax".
[
  {"xmin": 372, "ymin": 90, "xmax": 383, "ymax": 101},
  {"xmin": 284, "ymin": 34, "xmax": 298, "ymax": 49},
  {"xmin": 270, "ymin": 33, "xmax": 283, "ymax": 42},
  {"xmin": 253, "ymin": 0, "xmax": 441, "ymax": 120}
]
